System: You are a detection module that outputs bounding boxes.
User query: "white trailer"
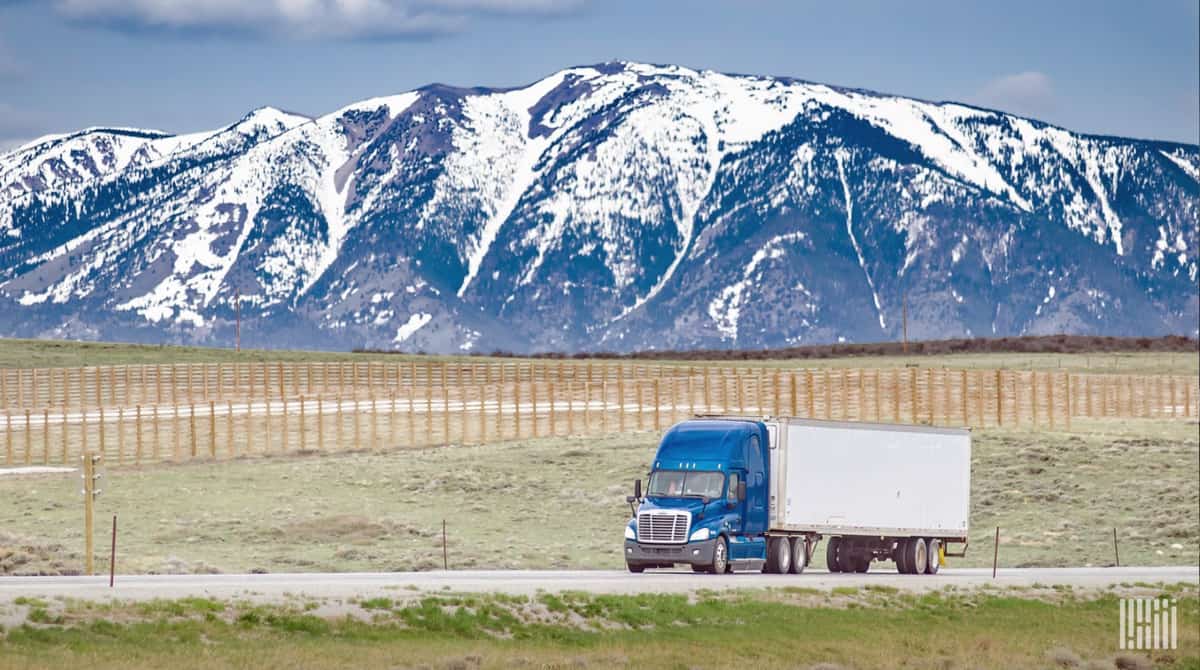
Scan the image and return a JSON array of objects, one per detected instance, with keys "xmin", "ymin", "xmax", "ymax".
[{"xmin": 762, "ymin": 417, "xmax": 971, "ymax": 574}]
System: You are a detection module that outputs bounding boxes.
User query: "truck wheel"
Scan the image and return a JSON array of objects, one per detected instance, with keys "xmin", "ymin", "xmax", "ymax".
[
  {"xmin": 765, "ymin": 537, "xmax": 792, "ymax": 574},
  {"xmin": 710, "ymin": 536, "xmax": 729, "ymax": 575},
  {"xmin": 836, "ymin": 538, "xmax": 859, "ymax": 573},
  {"xmin": 854, "ymin": 555, "xmax": 870, "ymax": 573},
  {"xmin": 925, "ymin": 538, "xmax": 941, "ymax": 575},
  {"xmin": 894, "ymin": 539, "xmax": 911, "ymax": 574},
  {"xmin": 627, "ymin": 563, "xmax": 645, "ymax": 573},
  {"xmin": 904, "ymin": 538, "xmax": 927, "ymax": 576},
  {"xmin": 826, "ymin": 536, "xmax": 842, "ymax": 573},
  {"xmin": 789, "ymin": 537, "xmax": 807, "ymax": 574}
]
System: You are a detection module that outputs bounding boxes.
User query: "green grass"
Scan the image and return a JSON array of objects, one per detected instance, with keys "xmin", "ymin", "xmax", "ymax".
[
  {"xmin": 0, "ymin": 590, "xmax": 1196, "ymax": 669},
  {"xmin": 0, "ymin": 420, "xmax": 1195, "ymax": 575},
  {"xmin": 0, "ymin": 336, "xmax": 1195, "ymax": 374}
]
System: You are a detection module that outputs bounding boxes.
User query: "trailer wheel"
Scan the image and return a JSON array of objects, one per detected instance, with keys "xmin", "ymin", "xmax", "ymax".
[
  {"xmin": 836, "ymin": 538, "xmax": 860, "ymax": 573},
  {"xmin": 710, "ymin": 536, "xmax": 729, "ymax": 575},
  {"xmin": 925, "ymin": 538, "xmax": 941, "ymax": 575},
  {"xmin": 904, "ymin": 537, "xmax": 927, "ymax": 576},
  {"xmin": 854, "ymin": 555, "xmax": 870, "ymax": 573},
  {"xmin": 894, "ymin": 539, "xmax": 911, "ymax": 574},
  {"xmin": 765, "ymin": 537, "xmax": 792, "ymax": 574},
  {"xmin": 825, "ymin": 536, "xmax": 842, "ymax": 573},
  {"xmin": 789, "ymin": 537, "xmax": 807, "ymax": 574}
]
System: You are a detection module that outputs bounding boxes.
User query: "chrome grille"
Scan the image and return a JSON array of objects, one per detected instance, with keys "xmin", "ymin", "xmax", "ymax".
[{"xmin": 637, "ymin": 511, "xmax": 690, "ymax": 544}]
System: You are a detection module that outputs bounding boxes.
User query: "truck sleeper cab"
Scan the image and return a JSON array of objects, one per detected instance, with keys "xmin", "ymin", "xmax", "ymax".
[{"xmin": 623, "ymin": 416, "xmax": 971, "ymax": 575}]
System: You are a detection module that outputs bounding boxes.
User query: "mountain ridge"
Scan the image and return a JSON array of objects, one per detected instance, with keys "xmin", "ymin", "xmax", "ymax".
[{"xmin": 1, "ymin": 61, "xmax": 1196, "ymax": 353}]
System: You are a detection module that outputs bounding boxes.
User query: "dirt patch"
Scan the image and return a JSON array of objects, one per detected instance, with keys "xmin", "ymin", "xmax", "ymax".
[{"xmin": 0, "ymin": 532, "xmax": 78, "ymax": 576}]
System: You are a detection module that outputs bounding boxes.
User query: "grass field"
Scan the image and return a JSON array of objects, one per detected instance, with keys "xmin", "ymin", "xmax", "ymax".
[
  {"xmin": 0, "ymin": 337, "xmax": 1196, "ymax": 375},
  {"xmin": 1, "ymin": 420, "xmax": 1195, "ymax": 576},
  {"xmin": 0, "ymin": 586, "xmax": 1196, "ymax": 669}
]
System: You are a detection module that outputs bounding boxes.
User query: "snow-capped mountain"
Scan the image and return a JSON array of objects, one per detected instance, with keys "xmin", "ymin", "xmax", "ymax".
[{"xmin": 1, "ymin": 62, "xmax": 1196, "ymax": 352}]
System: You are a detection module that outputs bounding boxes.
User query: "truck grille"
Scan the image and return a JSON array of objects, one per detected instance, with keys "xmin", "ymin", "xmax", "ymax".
[{"xmin": 637, "ymin": 511, "xmax": 690, "ymax": 544}]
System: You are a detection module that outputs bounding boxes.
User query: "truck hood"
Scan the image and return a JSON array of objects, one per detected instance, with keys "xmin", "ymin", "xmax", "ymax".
[{"xmin": 638, "ymin": 498, "xmax": 715, "ymax": 518}]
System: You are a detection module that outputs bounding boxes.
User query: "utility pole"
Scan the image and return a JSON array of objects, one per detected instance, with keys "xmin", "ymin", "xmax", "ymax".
[
  {"xmin": 81, "ymin": 452, "xmax": 102, "ymax": 575},
  {"xmin": 902, "ymin": 291, "xmax": 909, "ymax": 354},
  {"xmin": 234, "ymin": 288, "xmax": 241, "ymax": 352}
]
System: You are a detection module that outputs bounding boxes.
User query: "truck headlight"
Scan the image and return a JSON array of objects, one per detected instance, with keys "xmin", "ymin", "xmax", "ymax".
[
  {"xmin": 624, "ymin": 525, "xmax": 636, "ymax": 540},
  {"xmin": 689, "ymin": 527, "xmax": 711, "ymax": 542}
]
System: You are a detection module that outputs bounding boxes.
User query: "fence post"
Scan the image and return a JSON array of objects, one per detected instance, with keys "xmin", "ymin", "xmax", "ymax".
[
  {"xmin": 372, "ymin": 393, "xmax": 380, "ymax": 451},
  {"xmin": 62, "ymin": 406, "xmax": 70, "ymax": 464},
  {"xmin": 995, "ymin": 370, "xmax": 1003, "ymax": 427},
  {"xmin": 262, "ymin": 398, "xmax": 272, "ymax": 455},
  {"xmin": 391, "ymin": 391, "xmax": 399, "ymax": 448},
  {"xmin": 226, "ymin": 400, "xmax": 234, "ymax": 458},
  {"xmin": 5, "ymin": 411, "xmax": 12, "ymax": 465},
  {"xmin": 42, "ymin": 408, "xmax": 49, "ymax": 465},
  {"xmin": 514, "ymin": 382, "xmax": 522, "ymax": 439},
  {"xmin": 702, "ymin": 367, "xmax": 711, "ymax": 413},
  {"xmin": 135, "ymin": 406, "xmax": 143, "ymax": 465},
  {"xmin": 97, "ymin": 407, "xmax": 105, "ymax": 463},
  {"xmin": 23, "ymin": 409, "xmax": 31, "ymax": 465},
  {"xmin": 441, "ymin": 385, "xmax": 450, "ymax": 444},
  {"xmin": 548, "ymin": 382, "xmax": 557, "ymax": 436},
  {"xmin": 189, "ymin": 403, "xmax": 197, "ymax": 459},
  {"xmin": 616, "ymin": 370, "xmax": 625, "ymax": 432},
  {"xmin": 532, "ymin": 382, "xmax": 540, "ymax": 438},
  {"xmin": 1030, "ymin": 372, "xmax": 1039, "ymax": 427},
  {"xmin": 116, "ymin": 407, "xmax": 125, "ymax": 465},
  {"xmin": 567, "ymin": 382, "xmax": 575, "ymax": 436},
  {"xmin": 480, "ymin": 386, "xmax": 488, "ymax": 443},
  {"xmin": 281, "ymin": 398, "xmax": 289, "ymax": 453},
  {"xmin": 654, "ymin": 378, "xmax": 661, "ymax": 429},
  {"xmin": 208, "ymin": 401, "xmax": 216, "ymax": 458}
]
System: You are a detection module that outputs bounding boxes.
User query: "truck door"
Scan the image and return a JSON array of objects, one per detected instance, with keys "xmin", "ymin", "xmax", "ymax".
[{"xmin": 744, "ymin": 433, "xmax": 768, "ymax": 534}]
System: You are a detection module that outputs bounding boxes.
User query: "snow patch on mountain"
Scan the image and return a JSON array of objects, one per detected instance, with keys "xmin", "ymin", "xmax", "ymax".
[
  {"xmin": 836, "ymin": 150, "xmax": 885, "ymax": 329},
  {"xmin": 394, "ymin": 313, "xmax": 432, "ymax": 342},
  {"xmin": 708, "ymin": 231, "xmax": 808, "ymax": 340}
]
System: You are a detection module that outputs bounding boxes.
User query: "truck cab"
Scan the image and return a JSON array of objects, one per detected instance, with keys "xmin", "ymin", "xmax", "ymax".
[{"xmin": 623, "ymin": 419, "xmax": 771, "ymax": 573}]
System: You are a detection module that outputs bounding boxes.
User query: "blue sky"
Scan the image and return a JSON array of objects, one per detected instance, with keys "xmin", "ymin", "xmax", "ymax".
[{"xmin": 0, "ymin": 0, "xmax": 1197, "ymax": 150}]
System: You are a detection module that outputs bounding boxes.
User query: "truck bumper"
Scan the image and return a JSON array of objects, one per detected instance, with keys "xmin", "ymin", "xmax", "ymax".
[{"xmin": 624, "ymin": 538, "xmax": 717, "ymax": 568}]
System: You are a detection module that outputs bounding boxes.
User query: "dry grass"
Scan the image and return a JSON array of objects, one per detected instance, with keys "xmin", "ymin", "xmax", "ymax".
[{"xmin": 0, "ymin": 419, "xmax": 1195, "ymax": 575}]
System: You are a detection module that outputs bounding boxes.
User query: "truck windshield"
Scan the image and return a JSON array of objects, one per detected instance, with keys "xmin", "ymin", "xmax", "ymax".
[{"xmin": 647, "ymin": 471, "xmax": 725, "ymax": 499}]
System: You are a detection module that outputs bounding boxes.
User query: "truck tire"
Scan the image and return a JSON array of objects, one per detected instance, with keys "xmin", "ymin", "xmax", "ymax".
[
  {"xmin": 627, "ymin": 563, "xmax": 645, "ymax": 573},
  {"xmin": 925, "ymin": 538, "xmax": 941, "ymax": 575},
  {"xmin": 711, "ymin": 536, "xmax": 729, "ymax": 575},
  {"xmin": 837, "ymin": 539, "xmax": 859, "ymax": 573},
  {"xmin": 765, "ymin": 537, "xmax": 792, "ymax": 574},
  {"xmin": 904, "ymin": 537, "xmax": 927, "ymax": 576},
  {"xmin": 789, "ymin": 537, "xmax": 807, "ymax": 574},
  {"xmin": 893, "ymin": 539, "xmax": 909, "ymax": 574},
  {"xmin": 854, "ymin": 555, "xmax": 870, "ymax": 573},
  {"xmin": 826, "ymin": 536, "xmax": 842, "ymax": 573}
]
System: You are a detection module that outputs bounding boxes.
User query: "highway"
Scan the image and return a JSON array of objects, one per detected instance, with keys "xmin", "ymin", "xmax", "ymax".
[{"xmin": 1, "ymin": 567, "xmax": 1195, "ymax": 604}]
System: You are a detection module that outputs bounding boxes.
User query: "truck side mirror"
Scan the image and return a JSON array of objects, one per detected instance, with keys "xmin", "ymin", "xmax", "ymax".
[
  {"xmin": 737, "ymin": 481, "xmax": 746, "ymax": 502},
  {"xmin": 634, "ymin": 479, "xmax": 642, "ymax": 500}
]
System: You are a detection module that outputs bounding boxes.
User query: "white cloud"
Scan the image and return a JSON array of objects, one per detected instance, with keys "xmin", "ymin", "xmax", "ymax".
[
  {"xmin": 972, "ymin": 71, "xmax": 1056, "ymax": 119},
  {"xmin": 51, "ymin": 0, "xmax": 583, "ymax": 39}
]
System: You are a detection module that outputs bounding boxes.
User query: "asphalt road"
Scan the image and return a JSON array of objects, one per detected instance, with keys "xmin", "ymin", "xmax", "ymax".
[{"xmin": 1, "ymin": 567, "xmax": 1194, "ymax": 604}]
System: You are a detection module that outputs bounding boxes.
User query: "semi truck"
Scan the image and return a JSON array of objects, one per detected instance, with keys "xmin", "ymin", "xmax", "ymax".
[{"xmin": 623, "ymin": 416, "xmax": 970, "ymax": 575}]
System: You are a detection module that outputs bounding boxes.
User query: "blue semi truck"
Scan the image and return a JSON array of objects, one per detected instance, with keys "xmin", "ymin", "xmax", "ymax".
[{"xmin": 623, "ymin": 416, "xmax": 971, "ymax": 574}]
